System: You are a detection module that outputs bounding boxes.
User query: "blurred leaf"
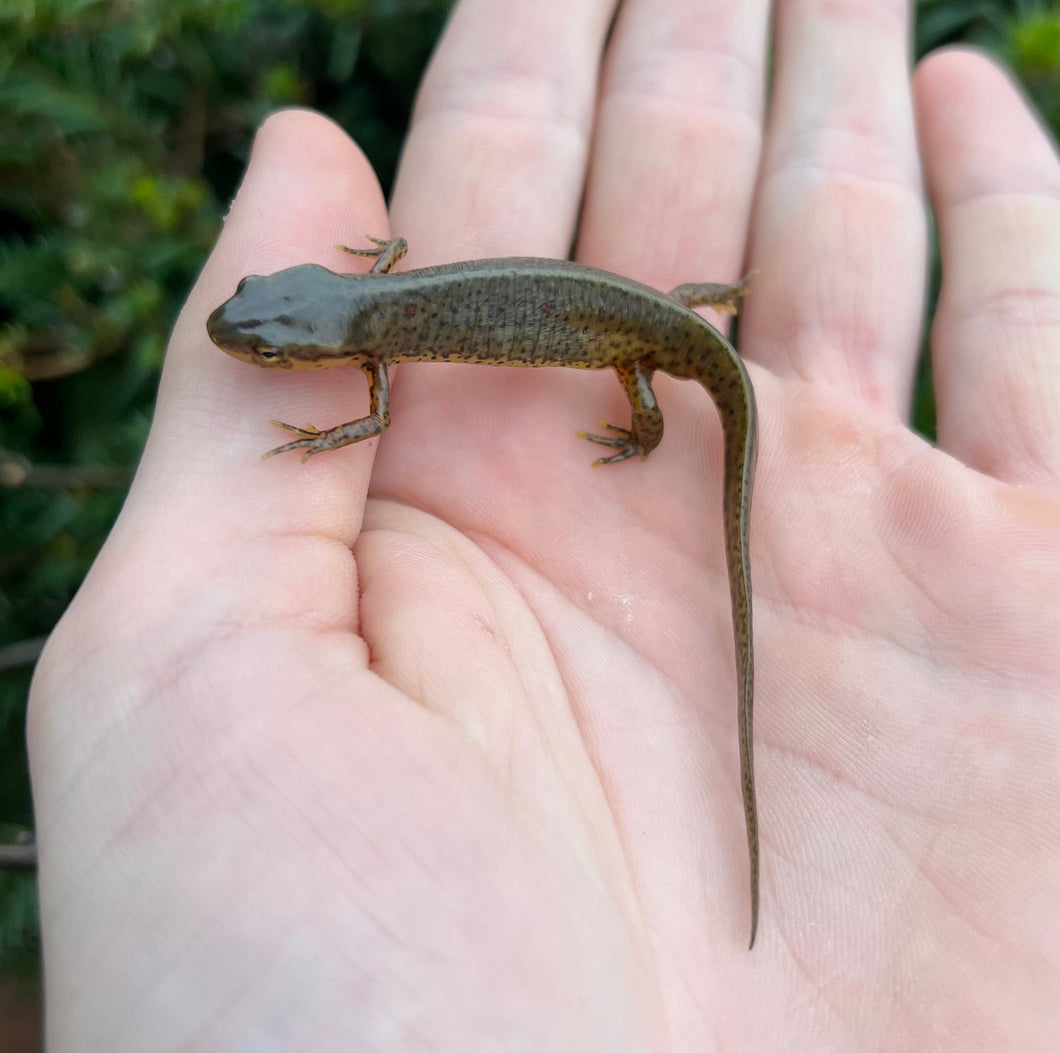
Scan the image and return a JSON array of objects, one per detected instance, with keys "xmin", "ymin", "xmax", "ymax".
[{"xmin": 1009, "ymin": 8, "xmax": 1060, "ymax": 127}]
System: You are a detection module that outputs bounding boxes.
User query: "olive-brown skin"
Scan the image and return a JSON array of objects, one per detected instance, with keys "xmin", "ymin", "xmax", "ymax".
[{"xmin": 208, "ymin": 238, "xmax": 760, "ymax": 947}]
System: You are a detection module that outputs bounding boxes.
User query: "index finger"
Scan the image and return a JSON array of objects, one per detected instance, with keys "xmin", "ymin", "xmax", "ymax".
[{"xmin": 389, "ymin": 0, "xmax": 616, "ymax": 262}]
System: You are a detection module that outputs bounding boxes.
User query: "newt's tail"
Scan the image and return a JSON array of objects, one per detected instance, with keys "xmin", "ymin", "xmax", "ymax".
[{"xmin": 700, "ymin": 356, "xmax": 758, "ymax": 949}]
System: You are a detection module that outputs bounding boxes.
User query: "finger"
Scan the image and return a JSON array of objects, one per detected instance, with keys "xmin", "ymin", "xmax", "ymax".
[
  {"xmin": 375, "ymin": 0, "xmax": 620, "ymax": 501},
  {"xmin": 746, "ymin": 0, "xmax": 927, "ymax": 412},
  {"xmin": 142, "ymin": 110, "xmax": 387, "ymax": 546},
  {"xmin": 389, "ymin": 0, "xmax": 616, "ymax": 263},
  {"xmin": 578, "ymin": 0, "xmax": 769, "ymax": 292},
  {"xmin": 915, "ymin": 49, "xmax": 1060, "ymax": 493}
]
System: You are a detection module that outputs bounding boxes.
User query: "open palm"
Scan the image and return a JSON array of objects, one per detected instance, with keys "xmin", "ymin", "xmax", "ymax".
[{"xmin": 30, "ymin": 0, "xmax": 1060, "ymax": 1050}]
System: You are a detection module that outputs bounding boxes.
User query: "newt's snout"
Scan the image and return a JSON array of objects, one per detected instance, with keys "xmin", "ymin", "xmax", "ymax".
[
  {"xmin": 206, "ymin": 302, "xmax": 245, "ymax": 357},
  {"xmin": 207, "ymin": 300, "xmax": 292, "ymax": 368}
]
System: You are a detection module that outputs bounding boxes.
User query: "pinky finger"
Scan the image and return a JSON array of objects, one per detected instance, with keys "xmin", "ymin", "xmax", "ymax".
[{"xmin": 915, "ymin": 48, "xmax": 1060, "ymax": 495}]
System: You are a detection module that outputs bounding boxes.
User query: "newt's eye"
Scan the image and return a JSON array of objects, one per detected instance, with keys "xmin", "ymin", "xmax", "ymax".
[{"xmin": 258, "ymin": 350, "xmax": 282, "ymax": 361}]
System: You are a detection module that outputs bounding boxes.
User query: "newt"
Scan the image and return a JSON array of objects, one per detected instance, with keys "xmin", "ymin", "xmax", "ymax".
[{"xmin": 207, "ymin": 236, "xmax": 761, "ymax": 947}]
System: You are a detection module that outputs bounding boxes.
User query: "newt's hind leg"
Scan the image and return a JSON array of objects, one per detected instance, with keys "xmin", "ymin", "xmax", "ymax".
[
  {"xmin": 578, "ymin": 362, "xmax": 663, "ymax": 465},
  {"xmin": 669, "ymin": 273, "xmax": 753, "ymax": 315},
  {"xmin": 336, "ymin": 235, "xmax": 408, "ymax": 274}
]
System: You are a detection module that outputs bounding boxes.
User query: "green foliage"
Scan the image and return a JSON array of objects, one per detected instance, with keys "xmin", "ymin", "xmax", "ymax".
[
  {"xmin": 915, "ymin": 0, "xmax": 1014, "ymax": 53},
  {"xmin": 1010, "ymin": 6, "xmax": 1060, "ymax": 129},
  {"xmin": 0, "ymin": 867, "xmax": 38, "ymax": 982}
]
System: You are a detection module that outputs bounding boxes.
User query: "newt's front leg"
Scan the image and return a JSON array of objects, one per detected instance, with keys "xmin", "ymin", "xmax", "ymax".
[
  {"xmin": 265, "ymin": 360, "xmax": 391, "ymax": 461},
  {"xmin": 337, "ymin": 234, "xmax": 408, "ymax": 275}
]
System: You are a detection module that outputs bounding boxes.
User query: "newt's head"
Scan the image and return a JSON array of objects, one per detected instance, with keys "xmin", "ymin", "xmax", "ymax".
[{"xmin": 207, "ymin": 263, "xmax": 368, "ymax": 369}]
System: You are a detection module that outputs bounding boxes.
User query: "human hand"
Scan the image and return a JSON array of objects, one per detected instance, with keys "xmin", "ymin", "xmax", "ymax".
[{"xmin": 30, "ymin": 0, "xmax": 1060, "ymax": 1049}]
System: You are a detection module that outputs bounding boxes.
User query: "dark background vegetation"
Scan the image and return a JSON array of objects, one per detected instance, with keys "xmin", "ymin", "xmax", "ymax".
[{"xmin": 1, "ymin": 0, "xmax": 1057, "ymax": 1037}]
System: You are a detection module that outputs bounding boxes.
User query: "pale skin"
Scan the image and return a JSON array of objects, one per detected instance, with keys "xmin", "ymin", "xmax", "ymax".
[{"xmin": 28, "ymin": 0, "xmax": 1060, "ymax": 1050}]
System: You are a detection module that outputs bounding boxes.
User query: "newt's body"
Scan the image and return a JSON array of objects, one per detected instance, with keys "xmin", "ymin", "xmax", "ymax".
[{"xmin": 207, "ymin": 237, "xmax": 760, "ymax": 946}]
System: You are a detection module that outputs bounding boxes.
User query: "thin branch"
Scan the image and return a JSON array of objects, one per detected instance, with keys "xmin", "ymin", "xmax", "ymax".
[
  {"xmin": 0, "ymin": 637, "xmax": 47, "ymax": 672},
  {"xmin": 0, "ymin": 839, "xmax": 37, "ymax": 872},
  {"xmin": 0, "ymin": 448, "xmax": 130, "ymax": 489}
]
